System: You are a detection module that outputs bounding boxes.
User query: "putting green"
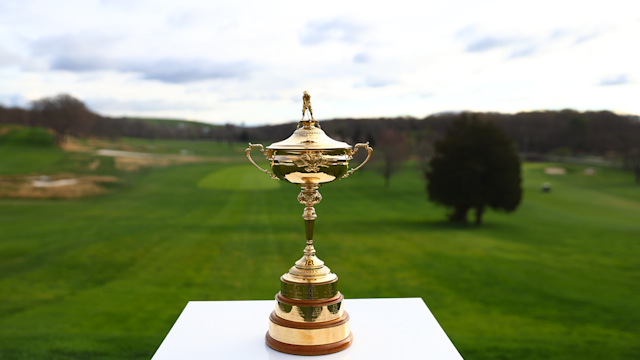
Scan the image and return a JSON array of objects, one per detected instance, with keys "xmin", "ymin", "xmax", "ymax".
[{"xmin": 197, "ymin": 165, "xmax": 281, "ymax": 190}]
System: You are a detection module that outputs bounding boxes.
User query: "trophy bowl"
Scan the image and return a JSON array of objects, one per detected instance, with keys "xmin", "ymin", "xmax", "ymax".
[
  {"xmin": 246, "ymin": 92, "xmax": 372, "ymax": 356},
  {"xmin": 246, "ymin": 122, "xmax": 372, "ymax": 187}
]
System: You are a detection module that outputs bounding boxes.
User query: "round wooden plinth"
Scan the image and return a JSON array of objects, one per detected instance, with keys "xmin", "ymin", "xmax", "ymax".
[{"xmin": 266, "ymin": 331, "xmax": 353, "ymax": 356}]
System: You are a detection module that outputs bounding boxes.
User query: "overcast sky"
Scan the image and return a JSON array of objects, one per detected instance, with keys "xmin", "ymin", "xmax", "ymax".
[{"xmin": 0, "ymin": 0, "xmax": 638, "ymax": 125}]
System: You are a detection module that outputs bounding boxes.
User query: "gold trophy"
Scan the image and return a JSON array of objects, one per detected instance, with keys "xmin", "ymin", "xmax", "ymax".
[{"xmin": 246, "ymin": 91, "xmax": 373, "ymax": 356}]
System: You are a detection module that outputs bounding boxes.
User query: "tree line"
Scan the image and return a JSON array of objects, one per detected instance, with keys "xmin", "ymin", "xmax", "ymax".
[{"xmin": 1, "ymin": 94, "xmax": 639, "ymax": 183}]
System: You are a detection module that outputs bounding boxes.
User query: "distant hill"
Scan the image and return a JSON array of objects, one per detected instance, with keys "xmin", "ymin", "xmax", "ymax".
[{"xmin": 127, "ymin": 117, "xmax": 221, "ymax": 130}]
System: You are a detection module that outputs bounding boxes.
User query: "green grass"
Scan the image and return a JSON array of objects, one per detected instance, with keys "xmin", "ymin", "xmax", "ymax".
[
  {"xmin": 197, "ymin": 165, "xmax": 281, "ymax": 190},
  {"xmin": 0, "ymin": 140, "xmax": 639, "ymax": 359}
]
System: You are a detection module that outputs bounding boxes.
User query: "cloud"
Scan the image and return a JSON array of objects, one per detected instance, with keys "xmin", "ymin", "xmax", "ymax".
[
  {"xmin": 551, "ymin": 27, "xmax": 603, "ymax": 44},
  {"xmin": 465, "ymin": 36, "xmax": 517, "ymax": 52},
  {"xmin": 574, "ymin": 30, "xmax": 602, "ymax": 44},
  {"xmin": 599, "ymin": 74, "xmax": 629, "ymax": 86},
  {"xmin": 456, "ymin": 25, "xmax": 477, "ymax": 38},
  {"xmin": 30, "ymin": 34, "xmax": 252, "ymax": 83},
  {"xmin": 49, "ymin": 56, "xmax": 251, "ymax": 83},
  {"xmin": 353, "ymin": 52, "xmax": 369, "ymax": 63},
  {"xmin": 459, "ymin": 29, "xmax": 539, "ymax": 59},
  {"xmin": 463, "ymin": 26, "xmax": 603, "ymax": 58},
  {"xmin": 456, "ymin": 26, "xmax": 518, "ymax": 53},
  {"xmin": 465, "ymin": 26, "xmax": 606, "ymax": 59},
  {"xmin": 221, "ymin": 93, "xmax": 281, "ymax": 102},
  {"xmin": 121, "ymin": 59, "xmax": 252, "ymax": 83},
  {"xmin": 51, "ymin": 56, "xmax": 113, "ymax": 72},
  {"xmin": 575, "ymin": 34, "xmax": 597, "ymax": 44},
  {"xmin": 1, "ymin": 45, "xmax": 48, "ymax": 71},
  {"xmin": 31, "ymin": 34, "xmax": 118, "ymax": 57},
  {"xmin": 0, "ymin": 93, "xmax": 30, "ymax": 108},
  {"xmin": 86, "ymin": 97, "xmax": 211, "ymax": 112},
  {"xmin": 166, "ymin": 11, "xmax": 205, "ymax": 28},
  {"xmin": 509, "ymin": 45, "xmax": 538, "ymax": 58},
  {"xmin": 299, "ymin": 19, "xmax": 363, "ymax": 45},
  {"xmin": 46, "ymin": 55, "xmax": 251, "ymax": 83},
  {"xmin": 550, "ymin": 28, "xmax": 570, "ymax": 39},
  {"xmin": 356, "ymin": 77, "xmax": 394, "ymax": 88},
  {"xmin": 30, "ymin": 34, "xmax": 118, "ymax": 72},
  {"xmin": 0, "ymin": 46, "xmax": 23, "ymax": 67}
]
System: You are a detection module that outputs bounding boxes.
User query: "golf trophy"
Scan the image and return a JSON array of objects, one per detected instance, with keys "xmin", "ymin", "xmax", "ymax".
[{"xmin": 246, "ymin": 91, "xmax": 373, "ymax": 355}]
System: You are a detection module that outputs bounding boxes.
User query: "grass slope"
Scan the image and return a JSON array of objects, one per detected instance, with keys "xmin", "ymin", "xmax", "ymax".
[
  {"xmin": 0, "ymin": 143, "xmax": 638, "ymax": 359},
  {"xmin": 0, "ymin": 126, "xmax": 62, "ymax": 175}
]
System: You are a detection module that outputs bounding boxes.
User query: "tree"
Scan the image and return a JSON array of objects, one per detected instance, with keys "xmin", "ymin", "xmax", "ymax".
[
  {"xmin": 377, "ymin": 129, "xmax": 408, "ymax": 188},
  {"xmin": 224, "ymin": 124, "xmax": 235, "ymax": 147},
  {"xmin": 624, "ymin": 147, "xmax": 640, "ymax": 184},
  {"xmin": 425, "ymin": 114, "xmax": 522, "ymax": 225},
  {"xmin": 31, "ymin": 94, "xmax": 95, "ymax": 145}
]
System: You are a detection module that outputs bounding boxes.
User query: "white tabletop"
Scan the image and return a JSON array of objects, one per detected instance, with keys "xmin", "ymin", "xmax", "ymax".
[{"xmin": 152, "ymin": 298, "xmax": 463, "ymax": 359}]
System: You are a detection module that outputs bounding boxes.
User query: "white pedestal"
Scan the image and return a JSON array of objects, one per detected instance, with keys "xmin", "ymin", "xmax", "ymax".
[{"xmin": 152, "ymin": 298, "xmax": 463, "ymax": 359}]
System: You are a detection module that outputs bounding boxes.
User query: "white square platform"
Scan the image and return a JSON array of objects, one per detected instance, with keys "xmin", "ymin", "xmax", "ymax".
[{"xmin": 152, "ymin": 298, "xmax": 463, "ymax": 359}]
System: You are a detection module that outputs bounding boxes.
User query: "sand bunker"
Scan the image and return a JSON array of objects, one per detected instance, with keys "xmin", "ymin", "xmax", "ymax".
[
  {"xmin": 0, "ymin": 174, "xmax": 119, "ymax": 199},
  {"xmin": 96, "ymin": 149, "xmax": 233, "ymax": 171},
  {"xmin": 32, "ymin": 177, "xmax": 79, "ymax": 187},
  {"xmin": 59, "ymin": 137, "xmax": 92, "ymax": 152},
  {"xmin": 544, "ymin": 167, "xmax": 567, "ymax": 175}
]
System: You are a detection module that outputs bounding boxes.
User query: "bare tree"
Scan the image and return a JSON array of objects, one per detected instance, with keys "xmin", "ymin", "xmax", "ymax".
[
  {"xmin": 0, "ymin": 105, "xmax": 30, "ymax": 126},
  {"xmin": 377, "ymin": 129, "xmax": 408, "ymax": 188},
  {"xmin": 31, "ymin": 94, "xmax": 95, "ymax": 145},
  {"xmin": 416, "ymin": 128, "xmax": 437, "ymax": 177}
]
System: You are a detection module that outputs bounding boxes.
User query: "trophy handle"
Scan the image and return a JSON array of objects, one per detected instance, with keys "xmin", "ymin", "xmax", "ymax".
[
  {"xmin": 246, "ymin": 143, "xmax": 280, "ymax": 180},
  {"xmin": 342, "ymin": 142, "xmax": 373, "ymax": 179}
]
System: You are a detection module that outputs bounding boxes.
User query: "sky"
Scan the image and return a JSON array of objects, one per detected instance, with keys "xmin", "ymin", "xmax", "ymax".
[{"xmin": 0, "ymin": 0, "xmax": 638, "ymax": 125}]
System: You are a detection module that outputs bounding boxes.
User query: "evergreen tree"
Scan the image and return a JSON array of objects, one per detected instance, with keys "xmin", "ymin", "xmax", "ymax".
[{"xmin": 426, "ymin": 114, "xmax": 522, "ymax": 225}]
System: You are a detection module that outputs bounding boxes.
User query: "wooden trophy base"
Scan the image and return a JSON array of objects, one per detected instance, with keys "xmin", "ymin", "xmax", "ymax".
[{"xmin": 266, "ymin": 331, "xmax": 353, "ymax": 356}]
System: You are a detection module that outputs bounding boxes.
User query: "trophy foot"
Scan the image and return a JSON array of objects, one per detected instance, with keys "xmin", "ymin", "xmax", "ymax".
[
  {"xmin": 266, "ymin": 331, "xmax": 353, "ymax": 356},
  {"xmin": 268, "ymin": 309, "xmax": 350, "ymax": 344}
]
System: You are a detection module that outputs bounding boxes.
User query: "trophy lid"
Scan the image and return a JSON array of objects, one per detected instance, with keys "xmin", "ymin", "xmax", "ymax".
[
  {"xmin": 267, "ymin": 125, "xmax": 351, "ymax": 150},
  {"xmin": 267, "ymin": 91, "xmax": 351, "ymax": 151}
]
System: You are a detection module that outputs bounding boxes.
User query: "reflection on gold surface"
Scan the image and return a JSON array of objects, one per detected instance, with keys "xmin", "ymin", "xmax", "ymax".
[
  {"xmin": 268, "ymin": 319, "xmax": 350, "ymax": 346},
  {"xmin": 284, "ymin": 172, "xmax": 335, "ymax": 184}
]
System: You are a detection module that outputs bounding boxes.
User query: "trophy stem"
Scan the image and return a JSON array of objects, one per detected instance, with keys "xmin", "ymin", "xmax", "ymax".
[
  {"xmin": 304, "ymin": 219, "xmax": 315, "ymax": 260},
  {"xmin": 305, "ymin": 219, "xmax": 314, "ymax": 241},
  {"xmin": 296, "ymin": 186, "xmax": 324, "ymax": 268}
]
